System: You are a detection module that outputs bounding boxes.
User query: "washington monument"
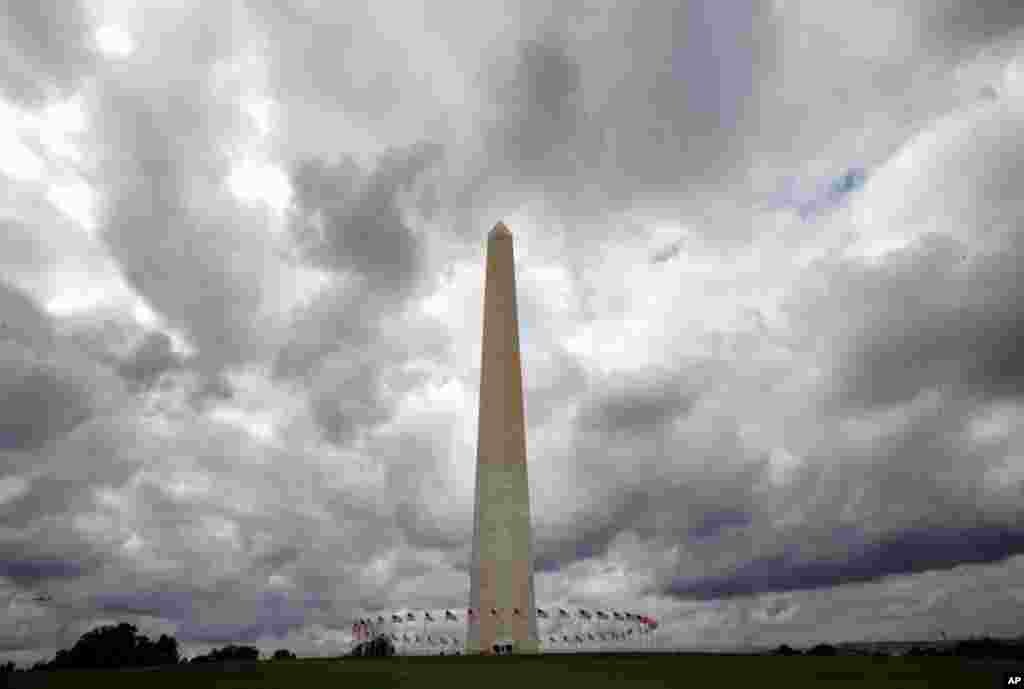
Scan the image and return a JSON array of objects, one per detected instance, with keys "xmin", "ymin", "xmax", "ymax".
[{"xmin": 468, "ymin": 221, "xmax": 539, "ymax": 654}]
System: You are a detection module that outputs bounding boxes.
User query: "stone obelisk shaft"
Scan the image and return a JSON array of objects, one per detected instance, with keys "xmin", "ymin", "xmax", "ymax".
[{"xmin": 468, "ymin": 222, "xmax": 539, "ymax": 654}]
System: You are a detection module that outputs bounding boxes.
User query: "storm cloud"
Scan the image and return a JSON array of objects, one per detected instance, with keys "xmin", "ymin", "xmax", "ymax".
[{"xmin": 1, "ymin": 0, "xmax": 1024, "ymax": 664}]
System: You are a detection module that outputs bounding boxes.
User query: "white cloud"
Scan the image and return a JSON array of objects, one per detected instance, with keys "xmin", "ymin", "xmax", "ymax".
[
  {"xmin": 227, "ymin": 158, "xmax": 292, "ymax": 217},
  {"xmin": 95, "ymin": 25, "xmax": 137, "ymax": 58}
]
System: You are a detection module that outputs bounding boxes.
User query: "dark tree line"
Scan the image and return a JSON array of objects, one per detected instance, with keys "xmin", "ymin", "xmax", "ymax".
[
  {"xmin": 0, "ymin": 623, "xmax": 303, "ymax": 673},
  {"xmin": 773, "ymin": 636, "xmax": 1024, "ymax": 660},
  {"xmin": 21, "ymin": 623, "xmax": 179, "ymax": 671},
  {"xmin": 188, "ymin": 644, "xmax": 260, "ymax": 664}
]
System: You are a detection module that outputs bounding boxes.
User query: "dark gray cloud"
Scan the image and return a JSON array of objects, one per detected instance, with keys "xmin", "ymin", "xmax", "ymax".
[
  {"xmin": 277, "ymin": 145, "xmax": 445, "ymax": 445},
  {"xmin": 83, "ymin": 6, "xmax": 287, "ymax": 376},
  {"xmin": 667, "ymin": 525, "xmax": 1024, "ymax": 600},
  {"xmin": 0, "ymin": 359, "xmax": 88, "ymax": 451},
  {"xmin": 650, "ymin": 240, "xmax": 684, "ymax": 265},
  {"xmin": 927, "ymin": 1, "xmax": 1024, "ymax": 48},
  {"xmin": 0, "ymin": 475, "xmax": 90, "ymax": 530},
  {"xmin": 289, "ymin": 143, "xmax": 443, "ymax": 293},
  {"xmin": 485, "ymin": 33, "xmax": 586, "ymax": 182},
  {"xmin": 0, "ymin": 280, "xmax": 55, "ymax": 352},
  {"xmin": 0, "ymin": 284, "xmax": 95, "ymax": 454},
  {"xmin": 271, "ymin": 283, "xmax": 380, "ymax": 381},
  {"xmin": 0, "ymin": 559, "xmax": 84, "ymax": 582},
  {"xmin": 115, "ymin": 331, "xmax": 184, "ymax": 389},
  {"xmin": 690, "ymin": 510, "xmax": 753, "ymax": 542},
  {"xmin": 93, "ymin": 590, "xmax": 192, "ymax": 621},
  {"xmin": 308, "ymin": 356, "xmax": 391, "ymax": 446},
  {"xmin": 793, "ymin": 229, "xmax": 1024, "ymax": 412},
  {"xmin": 0, "ymin": 0, "xmax": 94, "ymax": 106},
  {"xmin": 575, "ymin": 370, "xmax": 701, "ymax": 436}
]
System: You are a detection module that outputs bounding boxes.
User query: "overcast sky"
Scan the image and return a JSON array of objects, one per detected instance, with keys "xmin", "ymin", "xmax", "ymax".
[{"xmin": 2, "ymin": 0, "xmax": 1024, "ymax": 663}]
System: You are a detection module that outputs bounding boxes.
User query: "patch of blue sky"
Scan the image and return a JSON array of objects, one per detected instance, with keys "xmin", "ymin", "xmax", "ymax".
[{"xmin": 766, "ymin": 167, "xmax": 867, "ymax": 220}]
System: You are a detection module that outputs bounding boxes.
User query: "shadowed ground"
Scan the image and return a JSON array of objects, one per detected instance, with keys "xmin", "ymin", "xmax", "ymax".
[{"xmin": 3, "ymin": 653, "xmax": 1019, "ymax": 688}]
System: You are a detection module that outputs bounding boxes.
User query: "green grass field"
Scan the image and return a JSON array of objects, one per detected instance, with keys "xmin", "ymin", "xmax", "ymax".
[{"xmin": 4, "ymin": 653, "xmax": 1018, "ymax": 688}]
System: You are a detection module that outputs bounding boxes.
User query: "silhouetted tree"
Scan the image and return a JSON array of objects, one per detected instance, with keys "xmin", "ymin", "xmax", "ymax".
[
  {"xmin": 52, "ymin": 623, "xmax": 180, "ymax": 669},
  {"xmin": 25, "ymin": 623, "xmax": 180, "ymax": 671},
  {"xmin": 272, "ymin": 649, "xmax": 297, "ymax": 660},
  {"xmin": 774, "ymin": 644, "xmax": 800, "ymax": 656},
  {"xmin": 807, "ymin": 643, "xmax": 837, "ymax": 656},
  {"xmin": 1, "ymin": 660, "xmax": 15, "ymax": 673}
]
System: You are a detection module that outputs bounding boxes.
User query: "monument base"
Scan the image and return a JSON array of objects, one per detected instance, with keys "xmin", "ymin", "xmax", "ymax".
[{"xmin": 467, "ymin": 638, "xmax": 540, "ymax": 655}]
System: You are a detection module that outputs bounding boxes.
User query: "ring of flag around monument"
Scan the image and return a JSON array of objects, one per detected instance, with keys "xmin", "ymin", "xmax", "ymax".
[{"xmin": 355, "ymin": 604, "xmax": 656, "ymax": 653}]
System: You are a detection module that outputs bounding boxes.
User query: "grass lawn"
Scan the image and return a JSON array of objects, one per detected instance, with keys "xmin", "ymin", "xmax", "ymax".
[{"xmin": 4, "ymin": 653, "xmax": 1018, "ymax": 688}]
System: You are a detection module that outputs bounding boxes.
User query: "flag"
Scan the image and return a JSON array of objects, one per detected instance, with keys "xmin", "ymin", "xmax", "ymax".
[
  {"xmin": 445, "ymin": 610, "xmax": 457, "ymax": 621},
  {"xmin": 425, "ymin": 611, "xmax": 434, "ymax": 621},
  {"xmin": 558, "ymin": 608, "xmax": 570, "ymax": 618},
  {"xmin": 537, "ymin": 608, "xmax": 549, "ymax": 619}
]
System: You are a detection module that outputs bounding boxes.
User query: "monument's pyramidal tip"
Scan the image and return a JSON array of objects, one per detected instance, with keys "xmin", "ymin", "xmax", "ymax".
[{"xmin": 489, "ymin": 221, "xmax": 512, "ymax": 238}]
